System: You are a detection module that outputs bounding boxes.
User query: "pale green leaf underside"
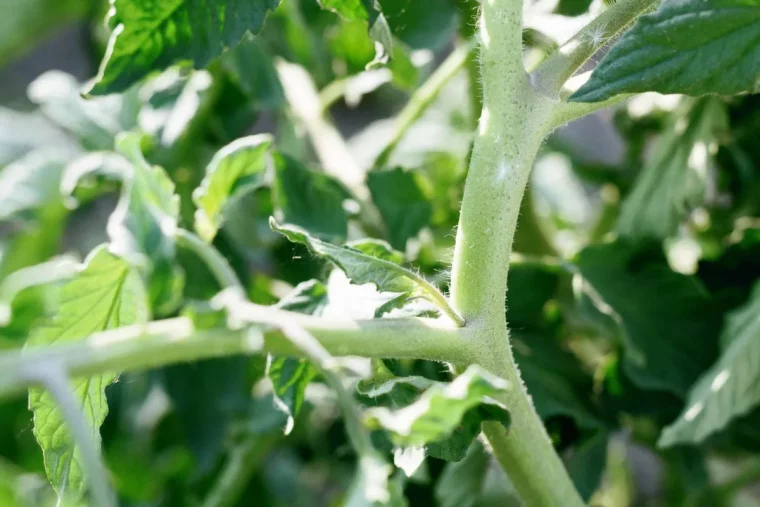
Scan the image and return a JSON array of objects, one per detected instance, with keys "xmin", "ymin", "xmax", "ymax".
[
  {"xmin": 193, "ymin": 135, "xmax": 273, "ymax": 242},
  {"xmin": 659, "ymin": 284, "xmax": 760, "ymax": 447},
  {"xmin": 363, "ymin": 365, "xmax": 510, "ymax": 448},
  {"xmin": 28, "ymin": 247, "xmax": 148, "ymax": 499},
  {"xmin": 571, "ymin": 0, "xmax": 760, "ymax": 102},
  {"xmin": 88, "ymin": 0, "xmax": 281, "ymax": 95}
]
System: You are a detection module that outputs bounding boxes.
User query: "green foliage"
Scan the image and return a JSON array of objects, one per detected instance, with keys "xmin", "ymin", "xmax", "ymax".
[
  {"xmin": 572, "ymin": 0, "xmax": 760, "ymax": 101},
  {"xmin": 660, "ymin": 283, "xmax": 760, "ymax": 447},
  {"xmin": 1, "ymin": 0, "xmax": 760, "ymax": 506},
  {"xmin": 28, "ymin": 248, "xmax": 148, "ymax": 499},
  {"xmin": 88, "ymin": 0, "xmax": 281, "ymax": 95}
]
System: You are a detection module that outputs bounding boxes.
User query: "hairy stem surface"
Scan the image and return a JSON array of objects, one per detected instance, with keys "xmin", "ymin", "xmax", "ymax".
[{"xmin": 450, "ymin": 0, "xmax": 585, "ymax": 505}]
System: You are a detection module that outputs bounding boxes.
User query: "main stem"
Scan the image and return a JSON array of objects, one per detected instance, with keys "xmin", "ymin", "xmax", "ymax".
[{"xmin": 450, "ymin": 1, "xmax": 584, "ymax": 506}]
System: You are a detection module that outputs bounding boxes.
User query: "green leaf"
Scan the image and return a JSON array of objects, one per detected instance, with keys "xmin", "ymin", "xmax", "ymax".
[
  {"xmin": 571, "ymin": 0, "xmax": 760, "ymax": 102},
  {"xmin": 270, "ymin": 220, "xmax": 415, "ymax": 293},
  {"xmin": 363, "ymin": 365, "xmax": 510, "ymax": 449},
  {"xmin": 221, "ymin": 36, "xmax": 285, "ymax": 110},
  {"xmin": 272, "ymin": 153, "xmax": 349, "ymax": 241},
  {"xmin": 659, "ymin": 283, "xmax": 760, "ymax": 447},
  {"xmin": 193, "ymin": 135, "xmax": 273, "ymax": 242},
  {"xmin": 434, "ymin": 442, "xmax": 489, "ymax": 507},
  {"xmin": 88, "ymin": 0, "xmax": 282, "ymax": 95},
  {"xmin": 318, "ymin": 0, "xmax": 394, "ymax": 65},
  {"xmin": 617, "ymin": 98, "xmax": 728, "ymax": 241},
  {"xmin": 564, "ymin": 432, "xmax": 608, "ymax": 501},
  {"xmin": 110, "ymin": 132, "xmax": 180, "ymax": 266},
  {"xmin": 28, "ymin": 71, "xmax": 137, "ymax": 151},
  {"xmin": 576, "ymin": 241, "xmax": 722, "ymax": 395},
  {"xmin": 28, "ymin": 247, "xmax": 148, "ymax": 499},
  {"xmin": 267, "ymin": 281, "xmax": 325, "ymax": 434},
  {"xmin": 377, "ymin": 0, "xmax": 458, "ymax": 51},
  {"xmin": 367, "ymin": 168, "xmax": 432, "ymax": 250}
]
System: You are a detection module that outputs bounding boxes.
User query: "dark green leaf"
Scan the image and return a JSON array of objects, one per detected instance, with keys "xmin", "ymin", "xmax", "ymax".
[
  {"xmin": 434, "ymin": 441, "xmax": 489, "ymax": 507},
  {"xmin": 660, "ymin": 282, "xmax": 760, "ymax": 447},
  {"xmin": 88, "ymin": 0, "xmax": 282, "ymax": 95},
  {"xmin": 193, "ymin": 135, "xmax": 273, "ymax": 242},
  {"xmin": 617, "ymin": 98, "xmax": 728, "ymax": 240},
  {"xmin": 564, "ymin": 432, "xmax": 608, "ymax": 501},
  {"xmin": 28, "ymin": 247, "xmax": 148, "ymax": 499},
  {"xmin": 571, "ymin": 0, "xmax": 760, "ymax": 102},
  {"xmin": 221, "ymin": 37, "xmax": 285, "ymax": 110},
  {"xmin": 368, "ymin": 168, "xmax": 432, "ymax": 250},
  {"xmin": 576, "ymin": 241, "xmax": 722, "ymax": 395},
  {"xmin": 272, "ymin": 153, "xmax": 349, "ymax": 241}
]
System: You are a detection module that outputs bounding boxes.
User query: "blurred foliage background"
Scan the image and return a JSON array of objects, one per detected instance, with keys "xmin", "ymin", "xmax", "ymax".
[{"xmin": 1, "ymin": 0, "xmax": 759, "ymax": 506}]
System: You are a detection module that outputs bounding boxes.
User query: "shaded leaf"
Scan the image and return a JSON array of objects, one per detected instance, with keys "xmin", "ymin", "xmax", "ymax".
[
  {"xmin": 576, "ymin": 241, "xmax": 722, "ymax": 395},
  {"xmin": 617, "ymin": 98, "xmax": 728, "ymax": 241},
  {"xmin": 564, "ymin": 431, "xmax": 608, "ymax": 501},
  {"xmin": 272, "ymin": 153, "xmax": 349, "ymax": 241},
  {"xmin": 193, "ymin": 135, "xmax": 273, "ymax": 242},
  {"xmin": 571, "ymin": 0, "xmax": 760, "ymax": 102},
  {"xmin": 28, "ymin": 247, "xmax": 148, "ymax": 499},
  {"xmin": 367, "ymin": 168, "xmax": 432, "ymax": 250},
  {"xmin": 88, "ymin": 0, "xmax": 282, "ymax": 95},
  {"xmin": 434, "ymin": 441, "xmax": 488, "ymax": 507},
  {"xmin": 221, "ymin": 36, "xmax": 285, "ymax": 110},
  {"xmin": 660, "ymin": 283, "xmax": 760, "ymax": 447}
]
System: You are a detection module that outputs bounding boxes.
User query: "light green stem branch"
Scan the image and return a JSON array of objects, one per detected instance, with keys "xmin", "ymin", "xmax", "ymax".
[
  {"xmin": 530, "ymin": 0, "xmax": 659, "ymax": 97},
  {"xmin": 450, "ymin": 0, "xmax": 585, "ymax": 505},
  {"xmin": 37, "ymin": 366, "xmax": 115, "ymax": 507},
  {"xmin": 374, "ymin": 40, "xmax": 475, "ymax": 168},
  {"xmin": 0, "ymin": 314, "xmax": 468, "ymax": 401}
]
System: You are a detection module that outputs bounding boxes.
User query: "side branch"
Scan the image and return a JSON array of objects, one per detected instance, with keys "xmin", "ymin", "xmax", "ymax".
[
  {"xmin": 0, "ymin": 313, "xmax": 468, "ymax": 401},
  {"xmin": 530, "ymin": 0, "xmax": 659, "ymax": 97}
]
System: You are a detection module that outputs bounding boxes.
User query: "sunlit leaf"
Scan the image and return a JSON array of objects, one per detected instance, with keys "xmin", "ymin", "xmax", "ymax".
[
  {"xmin": 364, "ymin": 365, "xmax": 510, "ymax": 449},
  {"xmin": 88, "ymin": 0, "xmax": 282, "ymax": 95},
  {"xmin": 193, "ymin": 135, "xmax": 272, "ymax": 242},
  {"xmin": 28, "ymin": 247, "xmax": 148, "ymax": 499}
]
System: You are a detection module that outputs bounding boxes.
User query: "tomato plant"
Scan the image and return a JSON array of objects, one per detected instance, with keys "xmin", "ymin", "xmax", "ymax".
[{"xmin": 0, "ymin": 0, "xmax": 759, "ymax": 505}]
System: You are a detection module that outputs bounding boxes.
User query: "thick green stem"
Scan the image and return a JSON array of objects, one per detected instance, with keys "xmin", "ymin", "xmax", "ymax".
[
  {"xmin": 0, "ymin": 314, "xmax": 468, "ymax": 401},
  {"xmin": 450, "ymin": 1, "xmax": 585, "ymax": 505}
]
